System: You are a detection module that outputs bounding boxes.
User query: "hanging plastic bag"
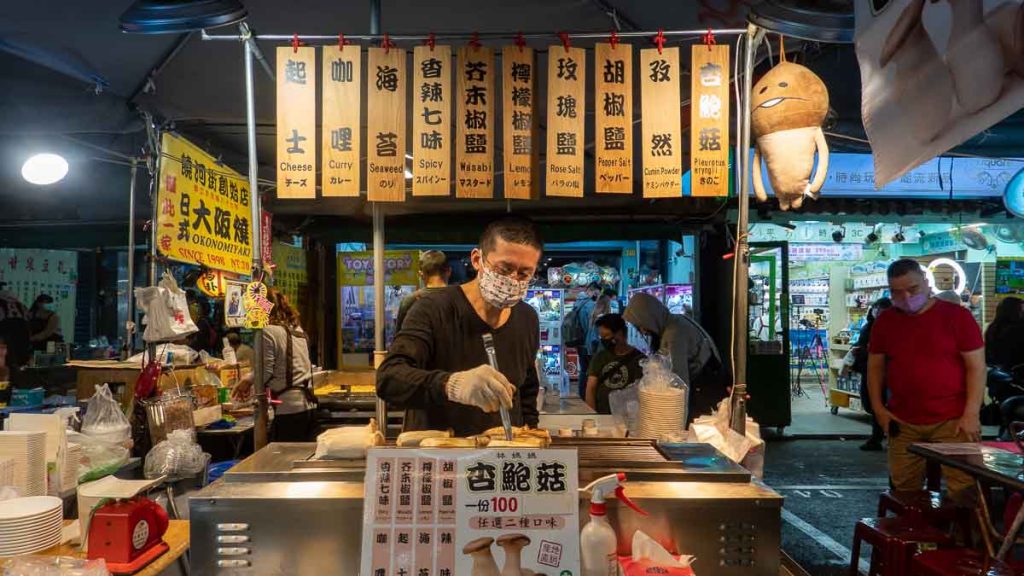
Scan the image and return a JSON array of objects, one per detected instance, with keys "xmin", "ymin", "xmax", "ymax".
[
  {"xmin": 144, "ymin": 429, "xmax": 208, "ymax": 479},
  {"xmin": 134, "ymin": 272, "xmax": 198, "ymax": 343},
  {"xmin": 81, "ymin": 384, "xmax": 131, "ymax": 447}
]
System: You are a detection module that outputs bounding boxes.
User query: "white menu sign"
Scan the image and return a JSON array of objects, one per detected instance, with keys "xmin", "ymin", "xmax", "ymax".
[{"xmin": 361, "ymin": 448, "xmax": 580, "ymax": 576}]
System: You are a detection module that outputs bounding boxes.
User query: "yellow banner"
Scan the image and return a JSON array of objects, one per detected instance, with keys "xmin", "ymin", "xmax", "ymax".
[
  {"xmin": 156, "ymin": 133, "xmax": 253, "ymax": 275},
  {"xmin": 271, "ymin": 241, "xmax": 307, "ymax": 314}
]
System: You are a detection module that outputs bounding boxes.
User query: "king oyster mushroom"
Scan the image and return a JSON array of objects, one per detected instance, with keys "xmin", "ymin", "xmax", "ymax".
[
  {"xmin": 496, "ymin": 534, "xmax": 531, "ymax": 576},
  {"xmin": 463, "ymin": 536, "xmax": 500, "ymax": 576}
]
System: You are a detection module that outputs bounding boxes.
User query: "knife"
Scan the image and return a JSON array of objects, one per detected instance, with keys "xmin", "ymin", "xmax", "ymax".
[{"xmin": 481, "ymin": 333, "xmax": 513, "ymax": 441}]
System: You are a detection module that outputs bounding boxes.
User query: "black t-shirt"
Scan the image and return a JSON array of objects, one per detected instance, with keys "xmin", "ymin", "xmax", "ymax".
[
  {"xmin": 587, "ymin": 347, "xmax": 645, "ymax": 414},
  {"xmin": 377, "ymin": 285, "xmax": 541, "ymax": 436}
]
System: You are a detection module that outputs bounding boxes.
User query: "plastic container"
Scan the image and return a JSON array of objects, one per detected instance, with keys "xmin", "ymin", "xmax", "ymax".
[{"xmin": 143, "ymin": 390, "xmax": 196, "ymax": 444}]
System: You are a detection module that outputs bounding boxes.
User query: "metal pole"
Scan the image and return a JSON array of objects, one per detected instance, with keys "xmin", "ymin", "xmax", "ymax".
[
  {"xmin": 369, "ymin": 0, "xmax": 389, "ymax": 436},
  {"xmin": 124, "ymin": 159, "xmax": 138, "ymax": 358},
  {"xmin": 147, "ymin": 120, "xmax": 159, "ymax": 366},
  {"xmin": 244, "ymin": 27, "xmax": 269, "ymax": 450},
  {"xmin": 731, "ymin": 25, "xmax": 761, "ymax": 401},
  {"xmin": 202, "ymin": 28, "xmax": 748, "ymax": 43}
]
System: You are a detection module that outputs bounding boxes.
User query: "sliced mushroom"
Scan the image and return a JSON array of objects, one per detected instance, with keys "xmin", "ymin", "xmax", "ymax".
[
  {"xmin": 463, "ymin": 537, "xmax": 501, "ymax": 576},
  {"xmin": 496, "ymin": 533, "xmax": 531, "ymax": 576}
]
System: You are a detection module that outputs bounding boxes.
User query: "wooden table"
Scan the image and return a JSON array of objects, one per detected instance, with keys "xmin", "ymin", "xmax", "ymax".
[{"xmin": 34, "ymin": 520, "xmax": 189, "ymax": 576}]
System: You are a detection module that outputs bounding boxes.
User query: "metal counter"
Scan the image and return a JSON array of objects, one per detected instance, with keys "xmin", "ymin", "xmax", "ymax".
[{"xmin": 189, "ymin": 441, "xmax": 782, "ymax": 575}]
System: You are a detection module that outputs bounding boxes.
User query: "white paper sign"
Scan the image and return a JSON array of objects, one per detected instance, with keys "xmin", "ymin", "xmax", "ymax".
[{"xmin": 360, "ymin": 448, "xmax": 580, "ymax": 576}]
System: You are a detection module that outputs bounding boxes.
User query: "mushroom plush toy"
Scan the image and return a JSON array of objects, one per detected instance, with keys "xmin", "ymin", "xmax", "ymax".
[{"xmin": 751, "ymin": 58, "xmax": 830, "ymax": 210}]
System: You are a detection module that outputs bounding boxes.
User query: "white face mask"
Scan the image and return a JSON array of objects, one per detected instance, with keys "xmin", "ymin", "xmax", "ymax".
[{"xmin": 478, "ymin": 265, "xmax": 530, "ymax": 309}]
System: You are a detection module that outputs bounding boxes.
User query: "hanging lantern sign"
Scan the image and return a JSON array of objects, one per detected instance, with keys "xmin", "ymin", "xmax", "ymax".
[
  {"xmin": 276, "ymin": 46, "xmax": 317, "ymax": 199},
  {"xmin": 502, "ymin": 46, "xmax": 537, "ymax": 200},
  {"xmin": 456, "ymin": 46, "xmax": 495, "ymax": 198},
  {"xmin": 640, "ymin": 46, "xmax": 682, "ymax": 198},
  {"xmin": 690, "ymin": 44, "xmax": 731, "ymax": 197},
  {"xmin": 321, "ymin": 45, "xmax": 362, "ymax": 197},
  {"xmin": 594, "ymin": 42, "xmax": 633, "ymax": 194},
  {"xmin": 196, "ymin": 269, "xmax": 227, "ymax": 298},
  {"xmin": 412, "ymin": 45, "xmax": 452, "ymax": 196},
  {"xmin": 367, "ymin": 47, "xmax": 407, "ymax": 202},
  {"xmin": 546, "ymin": 46, "xmax": 586, "ymax": 197}
]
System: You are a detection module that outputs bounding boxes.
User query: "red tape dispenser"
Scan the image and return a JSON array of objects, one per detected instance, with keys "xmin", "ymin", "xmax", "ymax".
[{"xmin": 87, "ymin": 496, "xmax": 170, "ymax": 574}]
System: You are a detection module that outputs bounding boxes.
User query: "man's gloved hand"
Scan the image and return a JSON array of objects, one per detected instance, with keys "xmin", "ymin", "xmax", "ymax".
[{"xmin": 445, "ymin": 365, "xmax": 515, "ymax": 413}]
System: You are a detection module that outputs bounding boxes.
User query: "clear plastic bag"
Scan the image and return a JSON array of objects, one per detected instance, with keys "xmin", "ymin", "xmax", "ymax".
[
  {"xmin": 2, "ymin": 556, "xmax": 109, "ymax": 576},
  {"xmin": 636, "ymin": 354, "xmax": 689, "ymax": 439},
  {"xmin": 67, "ymin": 431, "xmax": 129, "ymax": 484},
  {"xmin": 80, "ymin": 384, "xmax": 131, "ymax": 447},
  {"xmin": 144, "ymin": 429, "xmax": 208, "ymax": 479},
  {"xmin": 134, "ymin": 272, "xmax": 198, "ymax": 343}
]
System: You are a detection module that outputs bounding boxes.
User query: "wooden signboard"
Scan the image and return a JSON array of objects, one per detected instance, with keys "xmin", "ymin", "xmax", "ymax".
[
  {"xmin": 276, "ymin": 46, "xmax": 316, "ymax": 199},
  {"xmin": 640, "ymin": 47, "xmax": 682, "ymax": 198},
  {"xmin": 690, "ymin": 44, "xmax": 731, "ymax": 197},
  {"xmin": 502, "ymin": 46, "xmax": 537, "ymax": 200},
  {"xmin": 321, "ymin": 45, "xmax": 361, "ymax": 197},
  {"xmin": 367, "ymin": 47, "xmax": 407, "ymax": 202},
  {"xmin": 546, "ymin": 46, "xmax": 586, "ymax": 197},
  {"xmin": 594, "ymin": 43, "xmax": 633, "ymax": 194},
  {"xmin": 455, "ymin": 46, "xmax": 495, "ymax": 198},
  {"xmin": 412, "ymin": 45, "xmax": 451, "ymax": 196}
]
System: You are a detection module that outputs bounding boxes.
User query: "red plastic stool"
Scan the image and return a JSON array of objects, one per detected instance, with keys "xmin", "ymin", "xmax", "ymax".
[
  {"xmin": 879, "ymin": 490, "xmax": 974, "ymax": 541},
  {"xmin": 912, "ymin": 549, "xmax": 1017, "ymax": 575},
  {"xmin": 851, "ymin": 517, "xmax": 954, "ymax": 576}
]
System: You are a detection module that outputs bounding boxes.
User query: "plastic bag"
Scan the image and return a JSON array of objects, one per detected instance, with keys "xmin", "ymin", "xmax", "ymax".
[
  {"xmin": 621, "ymin": 530, "xmax": 696, "ymax": 576},
  {"xmin": 636, "ymin": 355, "xmax": 689, "ymax": 439},
  {"xmin": 314, "ymin": 421, "xmax": 384, "ymax": 460},
  {"xmin": 144, "ymin": 429, "xmax": 207, "ymax": 479},
  {"xmin": 2, "ymin": 556, "xmax": 110, "ymax": 576},
  {"xmin": 608, "ymin": 385, "xmax": 640, "ymax": 436},
  {"xmin": 68, "ymin": 431, "xmax": 129, "ymax": 484},
  {"xmin": 80, "ymin": 384, "xmax": 130, "ymax": 447},
  {"xmin": 134, "ymin": 272, "xmax": 198, "ymax": 343}
]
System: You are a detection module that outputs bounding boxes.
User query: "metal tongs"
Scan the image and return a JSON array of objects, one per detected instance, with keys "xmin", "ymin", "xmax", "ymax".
[{"xmin": 481, "ymin": 333, "xmax": 513, "ymax": 441}]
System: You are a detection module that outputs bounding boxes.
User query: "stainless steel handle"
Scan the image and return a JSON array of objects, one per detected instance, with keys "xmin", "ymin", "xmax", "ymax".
[{"xmin": 216, "ymin": 523, "xmax": 250, "ymax": 532}]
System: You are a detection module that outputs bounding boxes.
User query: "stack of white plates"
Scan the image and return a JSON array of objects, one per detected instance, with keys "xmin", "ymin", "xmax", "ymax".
[
  {"xmin": 637, "ymin": 386, "xmax": 687, "ymax": 439},
  {"xmin": 0, "ymin": 496, "xmax": 63, "ymax": 557},
  {"xmin": 62, "ymin": 443, "xmax": 81, "ymax": 492},
  {"xmin": 0, "ymin": 456, "xmax": 14, "ymax": 487},
  {"xmin": 0, "ymin": 431, "xmax": 47, "ymax": 496}
]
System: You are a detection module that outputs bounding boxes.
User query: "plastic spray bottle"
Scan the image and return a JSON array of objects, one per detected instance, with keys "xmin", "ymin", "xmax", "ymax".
[{"xmin": 581, "ymin": 472, "xmax": 647, "ymax": 576}]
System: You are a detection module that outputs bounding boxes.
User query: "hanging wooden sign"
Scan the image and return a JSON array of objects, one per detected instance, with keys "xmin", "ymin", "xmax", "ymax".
[
  {"xmin": 455, "ymin": 46, "xmax": 495, "ymax": 199},
  {"xmin": 412, "ymin": 45, "xmax": 451, "ymax": 196},
  {"xmin": 321, "ymin": 45, "xmax": 361, "ymax": 197},
  {"xmin": 594, "ymin": 42, "xmax": 633, "ymax": 194},
  {"xmin": 640, "ymin": 47, "xmax": 682, "ymax": 198},
  {"xmin": 690, "ymin": 44, "xmax": 731, "ymax": 197},
  {"xmin": 502, "ymin": 46, "xmax": 537, "ymax": 200},
  {"xmin": 276, "ymin": 46, "xmax": 317, "ymax": 199},
  {"xmin": 367, "ymin": 47, "xmax": 407, "ymax": 202},
  {"xmin": 546, "ymin": 46, "xmax": 586, "ymax": 197}
]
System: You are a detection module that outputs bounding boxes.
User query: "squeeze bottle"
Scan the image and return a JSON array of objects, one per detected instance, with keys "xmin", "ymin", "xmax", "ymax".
[{"xmin": 581, "ymin": 472, "xmax": 647, "ymax": 576}]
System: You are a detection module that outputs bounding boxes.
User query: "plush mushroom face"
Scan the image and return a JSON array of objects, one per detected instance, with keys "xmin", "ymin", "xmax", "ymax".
[{"xmin": 751, "ymin": 61, "xmax": 829, "ymax": 137}]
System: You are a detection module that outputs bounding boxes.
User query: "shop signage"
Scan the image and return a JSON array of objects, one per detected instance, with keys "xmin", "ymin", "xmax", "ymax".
[
  {"xmin": 412, "ymin": 45, "xmax": 452, "ymax": 196},
  {"xmin": 502, "ymin": 46, "xmax": 538, "ymax": 200},
  {"xmin": 337, "ymin": 250, "xmax": 419, "ymax": 286},
  {"xmin": 921, "ymin": 231, "xmax": 966, "ymax": 254},
  {"xmin": 271, "ymin": 241, "xmax": 307, "ymax": 314},
  {"xmin": 321, "ymin": 45, "xmax": 361, "ymax": 197},
  {"xmin": 224, "ymin": 280, "xmax": 247, "ymax": 328},
  {"xmin": 360, "ymin": 448, "xmax": 580, "ymax": 576},
  {"xmin": 546, "ymin": 46, "xmax": 586, "ymax": 197},
  {"xmin": 0, "ymin": 248, "xmax": 77, "ymax": 340},
  {"xmin": 690, "ymin": 44, "xmax": 731, "ymax": 197},
  {"xmin": 367, "ymin": 47, "xmax": 407, "ymax": 202},
  {"xmin": 594, "ymin": 42, "xmax": 633, "ymax": 194},
  {"xmin": 196, "ymin": 269, "xmax": 227, "ymax": 298},
  {"xmin": 788, "ymin": 243, "xmax": 864, "ymax": 262},
  {"xmin": 276, "ymin": 46, "xmax": 316, "ymax": 199},
  {"xmin": 156, "ymin": 133, "xmax": 252, "ymax": 275},
  {"xmin": 456, "ymin": 46, "xmax": 495, "ymax": 198},
  {"xmin": 243, "ymin": 281, "xmax": 272, "ymax": 329},
  {"xmin": 641, "ymin": 47, "xmax": 683, "ymax": 198},
  {"xmin": 260, "ymin": 210, "xmax": 272, "ymax": 270}
]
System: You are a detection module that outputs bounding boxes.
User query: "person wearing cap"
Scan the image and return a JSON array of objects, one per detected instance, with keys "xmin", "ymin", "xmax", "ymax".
[
  {"xmin": 28, "ymin": 294, "xmax": 62, "ymax": 352},
  {"xmin": 396, "ymin": 250, "xmax": 451, "ymax": 332}
]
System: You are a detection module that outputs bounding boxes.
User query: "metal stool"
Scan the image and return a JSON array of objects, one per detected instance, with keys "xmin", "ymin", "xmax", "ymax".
[
  {"xmin": 912, "ymin": 549, "xmax": 1017, "ymax": 576},
  {"xmin": 851, "ymin": 517, "xmax": 954, "ymax": 576}
]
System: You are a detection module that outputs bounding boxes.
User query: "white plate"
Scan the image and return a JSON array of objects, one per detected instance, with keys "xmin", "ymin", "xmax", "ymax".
[
  {"xmin": 0, "ymin": 497, "xmax": 62, "ymax": 521},
  {"xmin": 0, "ymin": 537, "xmax": 63, "ymax": 556},
  {"xmin": 0, "ymin": 531, "xmax": 62, "ymax": 551},
  {"xmin": 0, "ymin": 515, "xmax": 63, "ymax": 530},
  {"xmin": 0, "ymin": 528, "xmax": 63, "ymax": 546}
]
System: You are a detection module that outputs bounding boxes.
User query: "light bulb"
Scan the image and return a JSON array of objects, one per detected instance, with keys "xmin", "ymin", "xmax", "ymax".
[{"xmin": 22, "ymin": 153, "xmax": 68, "ymax": 185}]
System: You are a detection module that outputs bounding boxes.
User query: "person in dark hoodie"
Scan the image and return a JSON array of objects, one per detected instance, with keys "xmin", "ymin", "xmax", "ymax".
[{"xmin": 623, "ymin": 292, "xmax": 728, "ymax": 421}]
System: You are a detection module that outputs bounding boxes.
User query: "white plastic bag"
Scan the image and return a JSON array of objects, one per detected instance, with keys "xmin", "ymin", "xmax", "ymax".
[
  {"xmin": 144, "ymin": 429, "xmax": 207, "ymax": 479},
  {"xmin": 80, "ymin": 384, "xmax": 130, "ymax": 447},
  {"xmin": 2, "ymin": 556, "xmax": 110, "ymax": 576},
  {"xmin": 134, "ymin": 272, "xmax": 198, "ymax": 343},
  {"xmin": 68, "ymin": 431, "xmax": 129, "ymax": 484}
]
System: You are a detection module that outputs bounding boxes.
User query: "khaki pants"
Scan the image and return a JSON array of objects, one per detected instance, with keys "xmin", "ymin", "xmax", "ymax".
[{"xmin": 888, "ymin": 419, "xmax": 975, "ymax": 503}]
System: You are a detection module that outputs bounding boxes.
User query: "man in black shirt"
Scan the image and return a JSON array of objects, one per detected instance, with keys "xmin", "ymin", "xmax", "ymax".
[{"xmin": 377, "ymin": 218, "xmax": 543, "ymax": 436}]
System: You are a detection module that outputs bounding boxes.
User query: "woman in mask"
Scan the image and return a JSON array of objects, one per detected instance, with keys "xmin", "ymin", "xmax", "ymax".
[
  {"xmin": 584, "ymin": 313, "xmax": 644, "ymax": 414},
  {"xmin": 28, "ymin": 294, "xmax": 62, "ymax": 352}
]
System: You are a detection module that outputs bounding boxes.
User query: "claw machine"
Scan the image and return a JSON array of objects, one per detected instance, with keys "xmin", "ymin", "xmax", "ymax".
[
  {"xmin": 525, "ymin": 288, "xmax": 564, "ymax": 388},
  {"xmin": 337, "ymin": 251, "xmax": 419, "ymax": 368}
]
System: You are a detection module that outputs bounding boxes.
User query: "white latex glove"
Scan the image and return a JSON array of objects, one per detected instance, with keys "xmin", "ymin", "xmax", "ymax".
[{"xmin": 445, "ymin": 365, "xmax": 515, "ymax": 413}]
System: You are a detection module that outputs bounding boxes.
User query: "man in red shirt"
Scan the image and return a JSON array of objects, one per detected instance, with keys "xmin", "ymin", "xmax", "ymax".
[{"xmin": 868, "ymin": 259, "xmax": 985, "ymax": 502}]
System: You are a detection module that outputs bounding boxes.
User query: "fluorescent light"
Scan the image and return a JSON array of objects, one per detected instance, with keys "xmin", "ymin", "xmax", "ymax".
[{"xmin": 21, "ymin": 153, "xmax": 68, "ymax": 185}]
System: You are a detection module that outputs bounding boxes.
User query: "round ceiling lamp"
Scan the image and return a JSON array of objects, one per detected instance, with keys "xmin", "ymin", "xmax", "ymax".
[
  {"xmin": 21, "ymin": 153, "xmax": 68, "ymax": 185},
  {"xmin": 119, "ymin": 0, "xmax": 247, "ymax": 34},
  {"xmin": 748, "ymin": 0, "xmax": 855, "ymax": 43},
  {"xmin": 1005, "ymin": 167, "xmax": 1024, "ymax": 218}
]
